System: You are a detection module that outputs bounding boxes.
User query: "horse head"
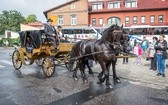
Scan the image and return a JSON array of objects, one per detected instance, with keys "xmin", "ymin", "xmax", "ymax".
[{"xmin": 105, "ymin": 24, "xmax": 124, "ymax": 50}]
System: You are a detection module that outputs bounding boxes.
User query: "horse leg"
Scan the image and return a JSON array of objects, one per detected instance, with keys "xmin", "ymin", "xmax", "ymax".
[
  {"xmin": 97, "ymin": 71, "xmax": 104, "ymax": 84},
  {"xmin": 105, "ymin": 62, "xmax": 112, "ymax": 88},
  {"xmin": 97, "ymin": 62, "xmax": 107, "ymax": 84},
  {"xmin": 112, "ymin": 59, "xmax": 121, "ymax": 83},
  {"xmin": 72, "ymin": 61, "xmax": 79, "ymax": 81},
  {"xmin": 80, "ymin": 61, "xmax": 88, "ymax": 83},
  {"xmin": 86, "ymin": 60, "xmax": 94, "ymax": 75}
]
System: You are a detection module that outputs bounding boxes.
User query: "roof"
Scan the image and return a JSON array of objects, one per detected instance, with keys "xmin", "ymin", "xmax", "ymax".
[
  {"xmin": 89, "ymin": 0, "xmax": 168, "ymax": 13},
  {"xmin": 26, "ymin": 22, "xmax": 43, "ymax": 27},
  {"xmin": 43, "ymin": 0, "xmax": 79, "ymax": 14}
]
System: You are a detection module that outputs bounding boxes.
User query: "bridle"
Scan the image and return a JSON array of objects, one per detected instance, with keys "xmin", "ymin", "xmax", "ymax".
[{"xmin": 109, "ymin": 30, "xmax": 123, "ymax": 49}]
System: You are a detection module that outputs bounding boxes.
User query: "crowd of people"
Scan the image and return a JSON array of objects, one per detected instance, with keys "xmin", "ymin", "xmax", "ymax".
[{"xmin": 123, "ymin": 35, "xmax": 167, "ymax": 78}]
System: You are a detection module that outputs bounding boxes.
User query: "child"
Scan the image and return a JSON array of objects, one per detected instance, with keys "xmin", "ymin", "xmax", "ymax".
[{"xmin": 133, "ymin": 42, "xmax": 143, "ymax": 65}]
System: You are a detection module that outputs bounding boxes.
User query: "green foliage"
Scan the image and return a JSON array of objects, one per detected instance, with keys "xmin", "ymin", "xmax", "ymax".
[
  {"xmin": 0, "ymin": 10, "xmax": 25, "ymax": 35},
  {"xmin": 24, "ymin": 14, "xmax": 37, "ymax": 24},
  {"xmin": 0, "ymin": 38, "xmax": 20, "ymax": 47}
]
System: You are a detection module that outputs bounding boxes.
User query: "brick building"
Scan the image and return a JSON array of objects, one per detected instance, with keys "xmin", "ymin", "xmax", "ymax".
[
  {"xmin": 43, "ymin": 0, "xmax": 89, "ymax": 28},
  {"xmin": 88, "ymin": 0, "xmax": 168, "ymax": 27}
]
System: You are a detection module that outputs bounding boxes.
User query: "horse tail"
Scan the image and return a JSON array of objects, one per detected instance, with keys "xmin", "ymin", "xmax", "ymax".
[{"xmin": 68, "ymin": 48, "xmax": 77, "ymax": 71}]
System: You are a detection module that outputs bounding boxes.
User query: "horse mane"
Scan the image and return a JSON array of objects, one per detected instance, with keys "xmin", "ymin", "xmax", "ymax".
[{"xmin": 99, "ymin": 25, "xmax": 118, "ymax": 43}]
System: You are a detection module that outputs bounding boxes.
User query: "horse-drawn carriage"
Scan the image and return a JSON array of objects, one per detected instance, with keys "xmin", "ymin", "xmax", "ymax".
[
  {"xmin": 12, "ymin": 25, "xmax": 134, "ymax": 88},
  {"xmin": 12, "ymin": 30, "xmax": 74, "ymax": 77}
]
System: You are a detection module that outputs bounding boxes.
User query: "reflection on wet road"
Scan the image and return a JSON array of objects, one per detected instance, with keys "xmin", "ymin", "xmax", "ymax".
[{"xmin": 0, "ymin": 49, "xmax": 168, "ymax": 105}]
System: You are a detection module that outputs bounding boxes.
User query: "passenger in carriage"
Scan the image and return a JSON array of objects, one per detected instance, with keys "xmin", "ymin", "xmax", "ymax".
[
  {"xmin": 26, "ymin": 35, "xmax": 33, "ymax": 53},
  {"xmin": 44, "ymin": 19, "xmax": 59, "ymax": 50},
  {"xmin": 57, "ymin": 25, "xmax": 69, "ymax": 43}
]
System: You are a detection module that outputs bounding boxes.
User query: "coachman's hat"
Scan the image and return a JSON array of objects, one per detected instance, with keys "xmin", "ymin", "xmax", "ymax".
[{"xmin": 47, "ymin": 18, "xmax": 53, "ymax": 22}]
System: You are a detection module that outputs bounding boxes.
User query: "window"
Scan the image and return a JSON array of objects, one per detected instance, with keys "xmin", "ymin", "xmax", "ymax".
[
  {"xmin": 141, "ymin": 16, "xmax": 146, "ymax": 23},
  {"xmin": 92, "ymin": 18, "xmax": 96, "ymax": 25},
  {"xmin": 108, "ymin": 2, "xmax": 120, "ymax": 9},
  {"xmin": 71, "ymin": 4, "xmax": 76, "ymax": 9},
  {"xmin": 125, "ymin": 17, "xmax": 130, "ymax": 24},
  {"xmin": 92, "ymin": 3, "xmax": 103, "ymax": 10},
  {"xmin": 159, "ymin": 15, "xmax": 163, "ymax": 23},
  {"xmin": 150, "ymin": 16, "xmax": 155, "ymax": 23},
  {"xmin": 107, "ymin": 17, "xmax": 121, "ymax": 26},
  {"xmin": 125, "ymin": 1, "xmax": 137, "ymax": 8},
  {"xmin": 133, "ymin": 16, "xmax": 137, "ymax": 24},
  {"xmin": 71, "ymin": 15, "xmax": 77, "ymax": 25},
  {"xmin": 99, "ymin": 18, "xmax": 103, "ymax": 25},
  {"xmin": 58, "ymin": 16, "xmax": 63, "ymax": 25}
]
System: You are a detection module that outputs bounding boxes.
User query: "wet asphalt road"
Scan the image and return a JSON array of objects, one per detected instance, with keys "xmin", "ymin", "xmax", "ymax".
[{"xmin": 0, "ymin": 48, "xmax": 168, "ymax": 105}]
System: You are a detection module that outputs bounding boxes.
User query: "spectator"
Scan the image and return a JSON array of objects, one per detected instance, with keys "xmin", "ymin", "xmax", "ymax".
[
  {"xmin": 141, "ymin": 36, "xmax": 149, "ymax": 59},
  {"xmin": 134, "ymin": 39, "xmax": 137, "ymax": 47},
  {"xmin": 148, "ymin": 37, "xmax": 158, "ymax": 70},
  {"xmin": 123, "ymin": 40, "xmax": 132, "ymax": 64},
  {"xmin": 155, "ymin": 35, "xmax": 167, "ymax": 77},
  {"xmin": 133, "ymin": 42, "xmax": 143, "ymax": 65}
]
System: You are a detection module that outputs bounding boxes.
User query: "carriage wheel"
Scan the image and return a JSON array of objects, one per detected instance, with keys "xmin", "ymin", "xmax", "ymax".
[
  {"xmin": 42, "ymin": 57, "xmax": 55, "ymax": 77},
  {"xmin": 12, "ymin": 50, "xmax": 22, "ymax": 70},
  {"xmin": 35, "ymin": 58, "xmax": 44, "ymax": 66}
]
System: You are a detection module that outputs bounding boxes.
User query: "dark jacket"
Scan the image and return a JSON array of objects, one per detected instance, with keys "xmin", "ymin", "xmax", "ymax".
[
  {"xmin": 155, "ymin": 40, "xmax": 167, "ymax": 59},
  {"xmin": 44, "ymin": 24, "xmax": 57, "ymax": 37}
]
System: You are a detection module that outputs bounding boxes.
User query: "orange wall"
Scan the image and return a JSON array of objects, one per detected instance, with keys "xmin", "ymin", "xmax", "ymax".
[{"xmin": 90, "ymin": 10, "xmax": 168, "ymax": 27}]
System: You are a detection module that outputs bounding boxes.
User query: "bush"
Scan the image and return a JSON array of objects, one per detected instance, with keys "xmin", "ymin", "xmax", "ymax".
[
  {"xmin": 8, "ymin": 38, "xmax": 20, "ymax": 47},
  {"xmin": 0, "ymin": 39, "xmax": 2, "ymax": 47},
  {"xmin": 1, "ymin": 38, "xmax": 20, "ymax": 47}
]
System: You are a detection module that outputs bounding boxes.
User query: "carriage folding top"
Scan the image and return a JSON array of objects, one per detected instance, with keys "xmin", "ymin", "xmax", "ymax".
[{"xmin": 19, "ymin": 30, "xmax": 45, "ymax": 48}]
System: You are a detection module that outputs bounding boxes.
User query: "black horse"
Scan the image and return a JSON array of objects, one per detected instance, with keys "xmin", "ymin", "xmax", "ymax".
[{"xmin": 69, "ymin": 25, "xmax": 128, "ymax": 88}]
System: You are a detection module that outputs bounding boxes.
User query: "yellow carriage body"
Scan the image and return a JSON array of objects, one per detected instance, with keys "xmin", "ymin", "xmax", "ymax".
[{"xmin": 12, "ymin": 30, "xmax": 74, "ymax": 77}]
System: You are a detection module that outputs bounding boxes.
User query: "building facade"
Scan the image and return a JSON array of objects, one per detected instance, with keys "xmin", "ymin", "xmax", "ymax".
[
  {"xmin": 88, "ymin": 0, "xmax": 168, "ymax": 27},
  {"xmin": 43, "ymin": 0, "xmax": 89, "ymax": 28}
]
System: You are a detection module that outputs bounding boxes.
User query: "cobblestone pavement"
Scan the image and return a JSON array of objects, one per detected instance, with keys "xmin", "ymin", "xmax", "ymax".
[{"xmin": 92, "ymin": 58, "xmax": 168, "ymax": 87}]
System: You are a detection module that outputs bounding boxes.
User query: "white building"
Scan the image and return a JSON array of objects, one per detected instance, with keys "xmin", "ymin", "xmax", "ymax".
[{"xmin": 5, "ymin": 30, "xmax": 19, "ymax": 39}]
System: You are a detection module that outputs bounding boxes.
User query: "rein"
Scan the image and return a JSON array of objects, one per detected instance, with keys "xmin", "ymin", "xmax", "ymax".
[{"xmin": 70, "ymin": 50, "xmax": 137, "ymax": 60}]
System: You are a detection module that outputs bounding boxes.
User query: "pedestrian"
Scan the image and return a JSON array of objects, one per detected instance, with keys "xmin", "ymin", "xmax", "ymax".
[
  {"xmin": 155, "ymin": 35, "xmax": 167, "ymax": 77},
  {"xmin": 134, "ymin": 39, "xmax": 137, "ymax": 47},
  {"xmin": 133, "ymin": 42, "xmax": 143, "ymax": 65},
  {"xmin": 44, "ymin": 18, "xmax": 58, "ymax": 50},
  {"xmin": 123, "ymin": 40, "xmax": 132, "ymax": 64},
  {"xmin": 148, "ymin": 37, "xmax": 158, "ymax": 70},
  {"xmin": 141, "ymin": 36, "xmax": 149, "ymax": 59}
]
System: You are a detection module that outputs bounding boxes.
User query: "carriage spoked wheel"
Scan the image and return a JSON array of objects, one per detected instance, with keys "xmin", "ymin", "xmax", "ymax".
[
  {"xmin": 35, "ymin": 58, "xmax": 44, "ymax": 66},
  {"xmin": 42, "ymin": 57, "xmax": 55, "ymax": 77},
  {"xmin": 12, "ymin": 50, "xmax": 22, "ymax": 70}
]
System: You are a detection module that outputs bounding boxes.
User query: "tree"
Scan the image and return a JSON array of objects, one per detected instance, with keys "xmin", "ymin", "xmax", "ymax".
[
  {"xmin": 0, "ymin": 10, "xmax": 25, "ymax": 35},
  {"xmin": 25, "ymin": 14, "xmax": 37, "ymax": 24}
]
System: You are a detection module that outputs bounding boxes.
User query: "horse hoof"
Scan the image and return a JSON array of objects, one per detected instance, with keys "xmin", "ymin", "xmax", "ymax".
[
  {"xmin": 107, "ymin": 85, "xmax": 113, "ymax": 89},
  {"xmin": 89, "ymin": 72, "xmax": 94, "ymax": 75},
  {"xmin": 116, "ymin": 79, "xmax": 121, "ymax": 83},
  {"xmin": 84, "ymin": 80, "xmax": 88, "ymax": 83},
  {"xmin": 114, "ymin": 78, "xmax": 121, "ymax": 83},
  {"xmin": 74, "ymin": 78, "xmax": 78, "ymax": 81},
  {"xmin": 97, "ymin": 80, "xmax": 103, "ymax": 84}
]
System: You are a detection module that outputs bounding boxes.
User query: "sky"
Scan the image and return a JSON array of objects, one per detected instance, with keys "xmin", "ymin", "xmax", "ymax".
[{"xmin": 0, "ymin": 0, "xmax": 67, "ymax": 22}]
